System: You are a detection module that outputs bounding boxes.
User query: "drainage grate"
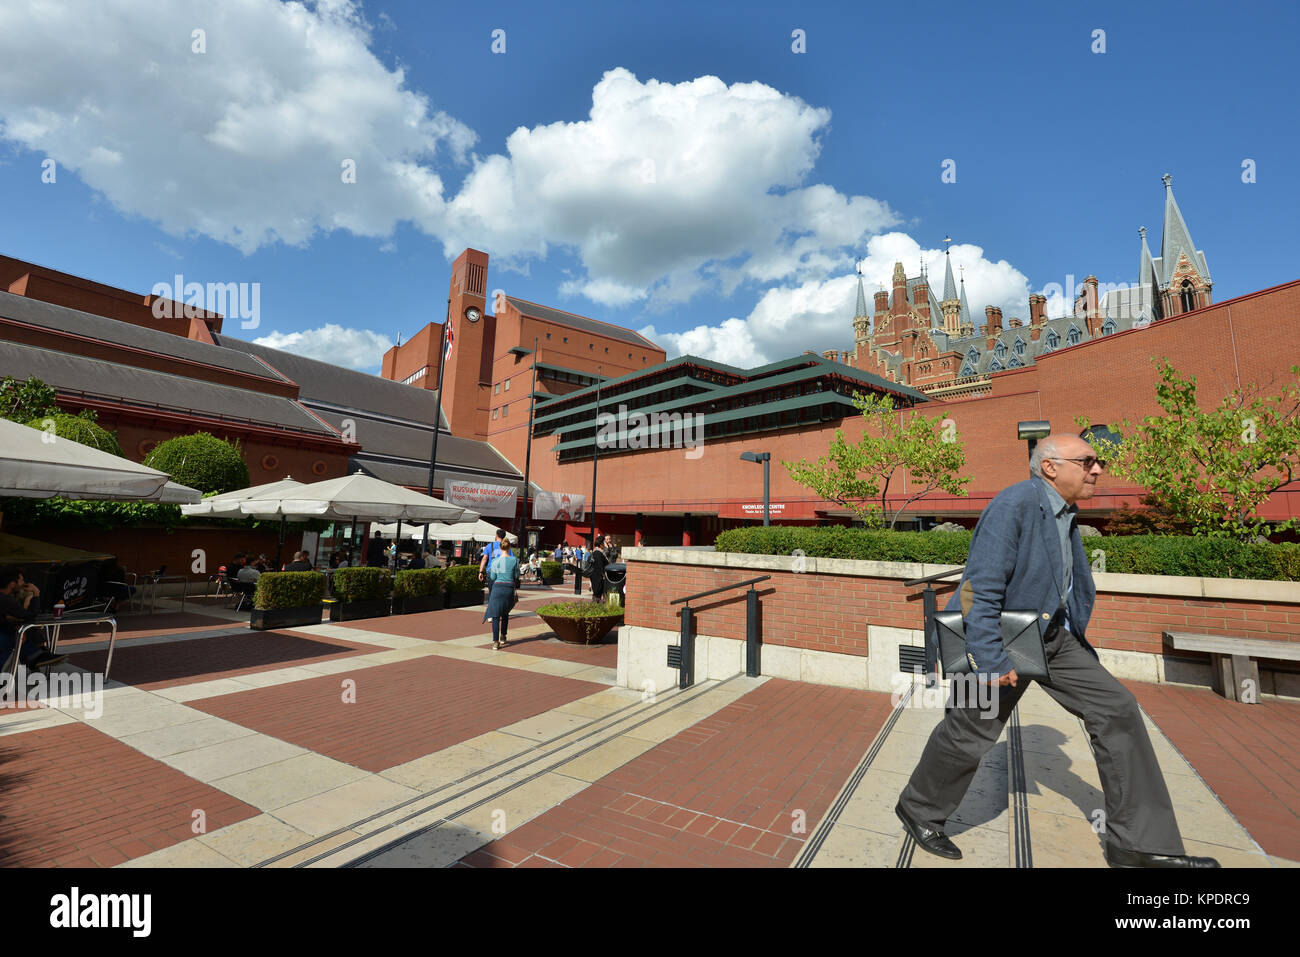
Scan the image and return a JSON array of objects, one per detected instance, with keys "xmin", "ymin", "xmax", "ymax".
[{"xmin": 898, "ymin": 645, "xmax": 928, "ymax": 673}]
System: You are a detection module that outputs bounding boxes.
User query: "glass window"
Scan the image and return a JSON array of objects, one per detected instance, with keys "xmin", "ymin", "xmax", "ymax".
[
  {"xmin": 494, "ymin": 383, "xmax": 500, "ymax": 394},
  {"xmin": 504, "ymin": 379, "xmax": 510, "ymax": 391},
  {"xmin": 1046, "ymin": 330, "xmax": 1060, "ymax": 349},
  {"xmin": 1067, "ymin": 325, "xmax": 1082, "ymax": 345},
  {"xmin": 493, "ymin": 409, "xmax": 499, "ymax": 420},
  {"xmin": 989, "ymin": 358, "xmax": 1003, "ymax": 372},
  {"xmin": 1102, "ymin": 319, "xmax": 1116, "ymax": 335},
  {"xmin": 995, "ymin": 342, "xmax": 1007, "ymax": 358},
  {"xmin": 503, "ymin": 403, "xmax": 508, "ymax": 417},
  {"xmin": 1014, "ymin": 337, "xmax": 1025, "ymax": 355}
]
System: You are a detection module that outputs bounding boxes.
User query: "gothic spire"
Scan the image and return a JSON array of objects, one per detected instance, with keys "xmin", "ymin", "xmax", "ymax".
[
  {"xmin": 942, "ymin": 243, "xmax": 958, "ymax": 302},
  {"xmin": 1158, "ymin": 174, "xmax": 1211, "ymax": 287}
]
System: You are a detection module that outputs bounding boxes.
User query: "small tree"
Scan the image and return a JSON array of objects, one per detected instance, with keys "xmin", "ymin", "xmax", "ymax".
[
  {"xmin": 1104, "ymin": 492, "xmax": 1194, "ymax": 536},
  {"xmin": 23, "ymin": 413, "xmax": 125, "ymax": 457},
  {"xmin": 1078, "ymin": 359, "xmax": 1300, "ymax": 540},
  {"xmin": 143, "ymin": 432, "xmax": 250, "ymax": 494},
  {"xmin": 784, "ymin": 392, "xmax": 970, "ymax": 529}
]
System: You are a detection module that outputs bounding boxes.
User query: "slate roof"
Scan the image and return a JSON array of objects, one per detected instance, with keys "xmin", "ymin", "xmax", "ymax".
[
  {"xmin": 0, "ymin": 339, "xmax": 336, "ymax": 436},
  {"xmin": 504, "ymin": 297, "xmax": 660, "ymax": 350}
]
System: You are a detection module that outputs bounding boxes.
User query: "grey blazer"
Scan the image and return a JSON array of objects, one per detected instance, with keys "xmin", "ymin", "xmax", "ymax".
[{"xmin": 943, "ymin": 477, "xmax": 1097, "ymax": 676}]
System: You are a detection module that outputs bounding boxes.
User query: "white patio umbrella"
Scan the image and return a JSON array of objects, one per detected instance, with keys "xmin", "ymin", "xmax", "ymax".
[
  {"xmin": 426, "ymin": 519, "xmax": 517, "ymax": 544},
  {"xmin": 374, "ymin": 521, "xmax": 515, "ymax": 544},
  {"xmin": 0, "ymin": 418, "xmax": 194, "ymax": 502},
  {"xmin": 238, "ymin": 471, "xmax": 477, "ymax": 524},
  {"xmin": 180, "ymin": 476, "xmax": 304, "ymax": 516}
]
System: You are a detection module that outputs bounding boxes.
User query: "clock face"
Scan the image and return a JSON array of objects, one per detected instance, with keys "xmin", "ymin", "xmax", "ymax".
[{"xmin": 465, "ymin": 306, "xmax": 481, "ymax": 323}]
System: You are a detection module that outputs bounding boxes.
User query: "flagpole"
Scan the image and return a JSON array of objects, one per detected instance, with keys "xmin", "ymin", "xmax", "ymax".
[{"xmin": 421, "ymin": 296, "xmax": 452, "ymax": 556}]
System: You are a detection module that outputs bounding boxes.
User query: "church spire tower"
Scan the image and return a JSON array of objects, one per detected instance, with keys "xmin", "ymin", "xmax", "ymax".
[
  {"xmin": 1156, "ymin": 173, "xmax": 1212, "ymax": 317},
  {"xmin": 940, "ymin": 237, "xmax": 961, "ymax": 335},
  {"xmin": 852, "ymin": 259, "xmax": 870, "ymax": 352}
]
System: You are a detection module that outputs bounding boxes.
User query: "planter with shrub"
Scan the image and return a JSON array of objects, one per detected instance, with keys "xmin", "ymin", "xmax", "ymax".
[
  {"xmin": 251, "ymin": 571, "xmax": 326, "ymax": 630},
  {"xmin": 539, "ymin": 560, "xmax": 563, "ymax": 584},
  {"xmin": 328, "ymin": 566, "xmax": 393, "ymax": 621},
  {"xmin": 392, "ymin": 567, "xmax": 445, "ymax": 614},
  {"xmin": 536, "ymin": 598, "xmax": 624, "ymax": 645},
  {"xmin": 443, "ymin": 564, "xmax": 487, "ymax": 608}
]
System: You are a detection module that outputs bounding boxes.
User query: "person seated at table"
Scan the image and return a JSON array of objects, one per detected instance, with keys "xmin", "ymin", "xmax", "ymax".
[
  {"xmin": 0, "ymin": 567, "xmax": 66, "ymax": 669},
  {"xmin": 253, "ymin": 554, "xmax": 271, "ymax": 573},
  {"xmin": 284, "ymin": 551, "xmax": 313, "ymax": 572},
  {"xmin": 524, "ymin": 553, "xmax": 542, "ymax": 582},
  {"xmin": 236, "ymin": 560, "xmax": 261, "ymax": 584}
]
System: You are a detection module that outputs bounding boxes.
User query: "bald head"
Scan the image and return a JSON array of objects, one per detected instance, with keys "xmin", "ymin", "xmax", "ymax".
[{"xmin": 1030, "ymin": 433, "xmax": 1103, "ymax": 504}]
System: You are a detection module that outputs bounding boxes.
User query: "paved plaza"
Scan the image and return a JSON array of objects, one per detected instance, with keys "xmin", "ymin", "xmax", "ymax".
[{"xmin": 1, "ymin": 577, "xmax": 1295, "ymax": 869}]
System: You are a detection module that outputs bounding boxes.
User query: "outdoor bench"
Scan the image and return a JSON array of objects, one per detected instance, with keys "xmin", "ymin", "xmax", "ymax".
[{"xmin": 1163, "ymin": 630, "xmax": 1300, "ymax": 704}]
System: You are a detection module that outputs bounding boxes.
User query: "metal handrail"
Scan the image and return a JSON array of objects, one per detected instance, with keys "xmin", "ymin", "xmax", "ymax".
[
  {"xmin": 671, "ymin": 575, "xmax": 770, "ymax": 606},
  {"xmin": 903, "ymin": 566, "xmax": 965, "ymax": 587}
]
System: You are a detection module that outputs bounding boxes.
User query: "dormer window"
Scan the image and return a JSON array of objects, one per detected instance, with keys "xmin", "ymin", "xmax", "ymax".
[
  {"xmin": 1067, "ymin": 325, "xmax": 1082, "ymax": 346},
  {"xmin": 1014, "ymin": 337, "xmax": 1026, "ymax": 356},
  {"xmin": 1046, "ymin": 330, "xmax": 1060, "ymax": 349},
  {"xmin": 989, "ymin": 358, "xmax": 1003, "ymax": 372},
  {"xmin": 960, "ymin": 362, "xmax": 975, "ymax": 377},
  {"xmin": 994, "ymin": 342, "xmax": 1007, "ymax": 359},
  {"xmin": 966, "ymin": 347, "xmax": 979, "ymax": 364},
  {"xmin": 1102, "ymin": 319, "xmax": 1116, "ymax": 335}
]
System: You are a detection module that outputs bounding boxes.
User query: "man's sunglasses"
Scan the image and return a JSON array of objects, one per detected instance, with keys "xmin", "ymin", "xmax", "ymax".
[{"xmin": 1051, "ymin": 456, "xmax": 1106, "ymax": 471}]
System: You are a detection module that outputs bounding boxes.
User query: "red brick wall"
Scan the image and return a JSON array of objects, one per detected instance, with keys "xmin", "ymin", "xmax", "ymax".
[{"xmin": 625, "ymin": 560, "xmax": 1300, "ymax": 661}]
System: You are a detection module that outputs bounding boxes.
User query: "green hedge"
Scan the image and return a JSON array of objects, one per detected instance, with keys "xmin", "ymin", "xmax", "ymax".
[
  {"xmin": 254, "ymin": 572, "xmax": 326, "ymax": 610},
  {"xmin": 444, "ymin": 564, "xmax": 484, "ymax": 593},
  {"xmin": 540, "ymin": 560, "xmax": 562, "ymax": 581},
  {"xmin": 331, "ymin": 566, "xmax": 393, "ymax": 602},
  {"xmin": 712, "ymin": 526, "xmax": 1300, "ymax": 581},
  {"xmin": 393, "ymin": 568, "xmax": 444, "ymax": 599}
]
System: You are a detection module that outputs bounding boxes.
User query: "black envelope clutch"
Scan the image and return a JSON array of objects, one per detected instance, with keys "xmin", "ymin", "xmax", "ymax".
[{"xmin": 933, "ymin": 610, "xmax": 1050, "ymax": 681}]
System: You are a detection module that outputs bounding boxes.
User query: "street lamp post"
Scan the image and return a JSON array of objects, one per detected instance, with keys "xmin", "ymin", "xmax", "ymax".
[
  {"xmin": 421, "ymin": 297, "xmax": 453, "ymax": 557},
  {"xmin": 1017, "ymin": 420, "xmax": 1051, "ymax": 464},
  {"xmin": 740, "ymin": 451, "xmax": 771, "ymax": 525},
  {"xmin": 517, "ymin": 337, "xmax": 539, "ymax": 548},
  {"xmin": 576, "ymin": 366, "xmax": 603, "ymax": 594}
]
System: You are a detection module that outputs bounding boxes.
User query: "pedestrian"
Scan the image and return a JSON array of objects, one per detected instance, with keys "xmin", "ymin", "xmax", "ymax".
[
  {"xmin": 586, "ymin": 539, "xmax": 609, "ymax": 601},
  {"xmin": 0, "ymin": 567, "xmax": 66, "ymax": 669},
  {"xmin": 482, "ymin": 538, "xmax": 521, "ymax": 650},
  {"xmin": 895, "ymin": 433, "xmax": 1218, "ymax": 868},
  {"xmin": 478, "ymin": 528, "xmax": 507, "ymax": 584}
]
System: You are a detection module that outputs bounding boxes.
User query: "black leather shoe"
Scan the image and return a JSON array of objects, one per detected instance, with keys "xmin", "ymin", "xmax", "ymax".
[
  {"xmin": 895, "ymin": 803, "xmax": 962, "ymax": 860},
  {"xmin": 1106, "ymin": 845, "xmax": 1220, "ymax": 868}
]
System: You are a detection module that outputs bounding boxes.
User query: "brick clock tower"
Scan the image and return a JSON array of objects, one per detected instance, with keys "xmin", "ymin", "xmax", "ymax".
[{"xmin": 441, "ymin": 248, "xmax": 491, "ymax": 440}]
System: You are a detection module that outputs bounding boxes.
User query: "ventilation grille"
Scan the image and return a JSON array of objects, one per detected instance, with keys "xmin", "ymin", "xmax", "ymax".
[{"xmin": 898, "ymin": 645, "xmax": 927, "ymax": 673}]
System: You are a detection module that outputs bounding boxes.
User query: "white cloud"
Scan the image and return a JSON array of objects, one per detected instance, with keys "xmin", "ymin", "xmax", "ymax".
[
  {"xmin": 254, "ymin": 324, "xmax": 392, "ymax": 370},
  {"xmin": 442, "ymin": 69, "xmax": 900, "ymax": 306},
  {"xmin": 645, "ymin": 233, "xmax": 1036, "ymax": 367},
  {"xmin": 0, "ymin": 0, "xmax": 473, "ymax": 254}
]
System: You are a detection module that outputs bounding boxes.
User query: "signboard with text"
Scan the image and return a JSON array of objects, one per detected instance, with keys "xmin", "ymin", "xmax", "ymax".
[{"xmin": 445, "ymin": 475, "xmax": 518, "ymax": 518}]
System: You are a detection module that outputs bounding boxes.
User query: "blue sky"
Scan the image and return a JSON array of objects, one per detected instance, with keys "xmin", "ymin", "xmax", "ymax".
[{"xmin": 1, "ymin": 0, "xmax": 1295, "ymax": 371}]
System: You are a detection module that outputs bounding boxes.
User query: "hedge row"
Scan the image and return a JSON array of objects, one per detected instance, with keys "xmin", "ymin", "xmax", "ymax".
[
  {"xmin": 444, "ymin": 564, "xmax": 485, "ymax": 592},
  {"xmin": 393, "ymin": 567, "xmax": 444, "ymax": 599},
  {"xmin": 254, "ymin": 572, "xmax": 326, "ymax": 610},
  {"xmin": 712, "ymin": 527, "xmax": 1300, "ymax": 581},
  {"xmin": 331, "ymin": 566, "xmax": 393, "ymax": 602}
]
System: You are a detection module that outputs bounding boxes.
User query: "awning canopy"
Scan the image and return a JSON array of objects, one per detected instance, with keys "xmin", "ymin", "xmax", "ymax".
[
  {"xmin": 238, "ymin": 470, "xmax": 479, "ymax": 524},
  {"xmin": 0, "ymin": 418, "xmax": 198, "ymax": 502}
]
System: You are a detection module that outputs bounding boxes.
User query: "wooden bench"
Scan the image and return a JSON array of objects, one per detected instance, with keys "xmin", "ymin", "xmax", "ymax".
[{"xmin": 1163, "ymin": 631, "xmax": 1300, "ymax": 703}]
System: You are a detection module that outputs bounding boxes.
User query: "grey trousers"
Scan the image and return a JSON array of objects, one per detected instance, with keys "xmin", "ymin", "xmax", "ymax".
[{"xmin": 898, "ymin": 626, "xmax": 1186, "ymax": 856}]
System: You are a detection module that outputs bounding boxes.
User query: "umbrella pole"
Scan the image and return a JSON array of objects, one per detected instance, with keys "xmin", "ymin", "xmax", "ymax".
[
  {"xmin": 422, "ymin": 296, "xmax": 452, "ymax": 556},
  {"xmin": 348, "ymin": 516, "xmax": 357, "ymax": 565},
  {"xmin": 275, "ymin": 516, "xmax": 286, "ymax": 571},
  {"xmin": 395, "ymin": 520, "xmax": 403, "ymax": 569}
]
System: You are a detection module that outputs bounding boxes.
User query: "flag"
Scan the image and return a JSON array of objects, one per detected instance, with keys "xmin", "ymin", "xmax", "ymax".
[{"xmin": 444, "ymin": 319, "xmax": 454, "ymax": 361}]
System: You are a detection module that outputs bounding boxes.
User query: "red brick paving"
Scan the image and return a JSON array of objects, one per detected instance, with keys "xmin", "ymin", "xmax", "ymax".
[
  {"xmin": 1127, "ymin": 681, "xmax": 1300, "ymax": 861},
  {"xmin": 333, "ymin": 608, "xmax": 536, "ymax": 642},
  {"xmin": 0, "ymin": 722, "xmax": 259, "ymax": 867},
  {"xmin": 478, "ymin": 632, "xmax": 618, "ymax": 667},
  {"xmin": 460, "ymin": 678, "xmax": 893, "ymax": 867},
  {"xmin": 189, "ymin": 655, "xmax": 608, "ymax": 772},
  {"xmin": 52, "ymin": 611, "xmax": 241, "ymax": 646},
  {"xmin": 65, "ymin": 630, "xmax": 385, "ymax": 691}
]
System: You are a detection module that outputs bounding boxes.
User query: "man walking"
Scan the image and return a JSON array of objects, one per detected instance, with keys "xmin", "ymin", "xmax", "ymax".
[{"xmin": 895, "ymin": 433, "xmax": 1217, "ymax": 868}]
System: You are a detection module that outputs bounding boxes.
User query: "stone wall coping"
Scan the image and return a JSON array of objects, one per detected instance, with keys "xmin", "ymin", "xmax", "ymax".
[{"xmin": 622, "ymin": 546, "xmax": 1300, "ymax": 605}]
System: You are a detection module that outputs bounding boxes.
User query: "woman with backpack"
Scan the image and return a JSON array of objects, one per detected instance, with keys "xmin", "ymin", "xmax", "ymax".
[{"xmin": 482, "ymin": 538, "xmax": 522, "ymax": 650}]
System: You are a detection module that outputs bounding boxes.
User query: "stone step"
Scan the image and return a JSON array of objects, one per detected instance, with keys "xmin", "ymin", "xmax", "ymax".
[
  {"xmin": 1010, "ymin": 683, "xmax": 1275, "ymax": 868},
  {"xmin": 801, "ymin": 675, "xmax": 1014, "ymax": 868}
]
